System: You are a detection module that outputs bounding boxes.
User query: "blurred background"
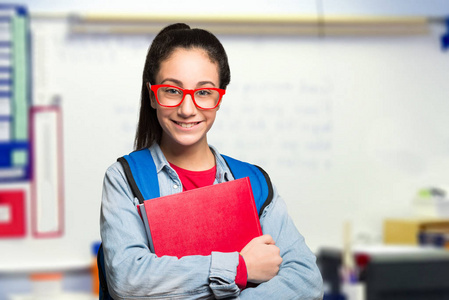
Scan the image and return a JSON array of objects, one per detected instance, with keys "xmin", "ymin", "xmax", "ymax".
[{"xmin": 0, "ymin": 0, "xmax": 449, "ymax": 299}]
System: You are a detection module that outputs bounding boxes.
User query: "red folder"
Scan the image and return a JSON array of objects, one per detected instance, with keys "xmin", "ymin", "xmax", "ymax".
[{"xmin": 139, "ymin": 177, "xmax": 262, "ymax": 258}]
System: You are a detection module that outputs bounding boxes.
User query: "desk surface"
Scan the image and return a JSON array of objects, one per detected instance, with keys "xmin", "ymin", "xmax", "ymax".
[
  {"xmin": 0, "ymin": 256, "xmax": 91, "ymax": 274},
  {"xmin": 354, "ymin": 245, "xmax": 449, "ymax": 262},
  {"xmin": 320, "ymin": 244, "xmax": 449, "ymax": 263}
]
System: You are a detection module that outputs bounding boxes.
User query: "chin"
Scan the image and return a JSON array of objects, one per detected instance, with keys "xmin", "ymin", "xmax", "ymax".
[{"xmin": 170, "ymin": 136, "xmax": 206, "ymax": 148}]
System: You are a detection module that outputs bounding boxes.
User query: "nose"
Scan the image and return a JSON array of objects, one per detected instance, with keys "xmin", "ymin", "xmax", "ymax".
[{"xmin": 178, "ymin": 93, "xmax": 197, "ymax": 117}]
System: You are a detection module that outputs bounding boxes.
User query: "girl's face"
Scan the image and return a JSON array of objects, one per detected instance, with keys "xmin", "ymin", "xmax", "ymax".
[{"xmin": 151, "ymin": 48, "xmax": 220, "ymax": 152}]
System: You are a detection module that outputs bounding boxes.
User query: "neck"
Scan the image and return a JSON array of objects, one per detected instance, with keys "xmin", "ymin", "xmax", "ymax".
[{"xmin": 159, "ymin": 139, "xmax": 215, "ymax": 171}]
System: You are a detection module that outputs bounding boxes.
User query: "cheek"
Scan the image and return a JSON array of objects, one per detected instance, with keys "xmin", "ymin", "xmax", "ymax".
[
  {"xmin": 155, "ymin": 109, "xmax": 167, "ymax": 126},
  {"xmin": 205, "ymin": 111, "xmax": 217, "ymax": 126}
]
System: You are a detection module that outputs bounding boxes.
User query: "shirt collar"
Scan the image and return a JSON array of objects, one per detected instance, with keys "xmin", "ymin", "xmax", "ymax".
[
  {"xmin": 148, "ymin": 143, "xmax": 170, "ymax": 174},
  {"xmin": 209, "ymin": 144, "xmax": 234, "ymax": 183}
]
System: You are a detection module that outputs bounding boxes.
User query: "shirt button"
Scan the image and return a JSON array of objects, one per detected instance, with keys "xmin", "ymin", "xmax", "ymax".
[{"xmin": 173, "ymin": 184, "xmax": 179, "ymax": 189}]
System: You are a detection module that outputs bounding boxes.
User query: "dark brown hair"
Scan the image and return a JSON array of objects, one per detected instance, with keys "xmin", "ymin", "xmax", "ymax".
[{"xmin": 134, "ymin": 23, "xmax": 231, "ymax": 150}]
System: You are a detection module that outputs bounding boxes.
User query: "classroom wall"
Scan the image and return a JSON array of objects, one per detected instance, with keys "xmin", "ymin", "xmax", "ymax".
[
  {"xmin": 31, "ymin": 17, "xmax": 449, "ymax": 254},
  {"xmin": 8, "ymin": 0, "xmax": 449, "ymax": 16},
  {"xmin": 1, "ymin": 0, "xmax": 449, "ymax": 297}
]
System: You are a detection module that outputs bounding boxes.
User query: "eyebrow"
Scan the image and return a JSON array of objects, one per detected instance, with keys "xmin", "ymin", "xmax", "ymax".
[
  {"xmin": 160, "ymin": 78, "xmax": 183, "ymax": 86},
  {"xmin": 160, "ymin": 78, "xmax": 217, "ymax": 88}
]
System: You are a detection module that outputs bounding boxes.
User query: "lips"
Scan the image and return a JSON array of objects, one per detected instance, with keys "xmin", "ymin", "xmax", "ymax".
[{"xmin": 173, "ymin": 121, "xmax": 201, "ymax": 128}]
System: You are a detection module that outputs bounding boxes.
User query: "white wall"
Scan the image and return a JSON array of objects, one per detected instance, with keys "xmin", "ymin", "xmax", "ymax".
[
  {"xmin": 1, "ymin": 0, "xmax": 449, "ymax": 277},
  {"xmin": 5, "ymin": 0, "xmax": 449, "ymax": 16}
]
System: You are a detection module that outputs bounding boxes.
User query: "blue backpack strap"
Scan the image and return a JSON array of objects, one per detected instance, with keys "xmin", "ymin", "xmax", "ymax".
[
  {"xmin": 98, "ymin": 148, "xmax": 160, "ymax": 299},
  {"xmin": 221, "ymin": 155, "xmax": 273, "ymax": 217},
  {"xmin": 117, "ymin": 148, "xmax": 160, "ymax": 203}
]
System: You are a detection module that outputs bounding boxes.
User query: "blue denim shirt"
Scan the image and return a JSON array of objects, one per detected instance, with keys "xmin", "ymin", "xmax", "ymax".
[{"xmin": 100, "ymin": 143, "xmax": 323, "ymax": 299}]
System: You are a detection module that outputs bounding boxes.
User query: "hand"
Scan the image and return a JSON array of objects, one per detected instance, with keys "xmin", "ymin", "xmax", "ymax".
[{"xmin": 240, "ymin": 234, "xmax": 282, "ymax": 283}]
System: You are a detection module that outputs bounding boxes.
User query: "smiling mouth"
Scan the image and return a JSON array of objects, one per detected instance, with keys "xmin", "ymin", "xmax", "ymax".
[{"xmin": 174, "ymin": 121, "xmax": 201, "ymax": 128}]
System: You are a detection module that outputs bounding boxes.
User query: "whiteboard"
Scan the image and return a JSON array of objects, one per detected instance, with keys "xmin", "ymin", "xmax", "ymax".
[{"xmin": 1, "ymin": 18, "xmax": 449, "ymax": 271}]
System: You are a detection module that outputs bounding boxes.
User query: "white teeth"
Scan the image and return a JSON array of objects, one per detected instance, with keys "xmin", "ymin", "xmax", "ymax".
[{"xmin": 177, "ymin": 122, "xmax": 198, "ymax": 128}]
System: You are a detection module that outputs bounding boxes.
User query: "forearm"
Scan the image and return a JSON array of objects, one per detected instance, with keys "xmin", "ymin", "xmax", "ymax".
[{"xmin": 104, "ymin": 246, "xmax": 240, "ymax": 299}]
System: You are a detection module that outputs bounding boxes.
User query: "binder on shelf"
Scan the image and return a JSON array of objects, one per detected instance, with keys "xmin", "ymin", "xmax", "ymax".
[
  {"xmin": 0, "ymin": 4, "xmax": 31, "ymax": 183},
  {"xmin": 0, "ymin": 116, "xmax": 10, "ymax": 141},
  {"xmin": 139, "ymin": 177, "xmax": 262, "ymax": 258},
  {"xmin": 11, "ymin": 4, "xmax": 30, "ymax": 141},
  {"xmin": 30, "ymin": 105, "xmax": 64, "ymax": 238}
]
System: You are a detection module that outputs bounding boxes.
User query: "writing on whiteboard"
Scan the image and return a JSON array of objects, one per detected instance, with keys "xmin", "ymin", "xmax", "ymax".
[{"xmin": 211, "ymin": 80, "xmax": 333, "ymax": 171}]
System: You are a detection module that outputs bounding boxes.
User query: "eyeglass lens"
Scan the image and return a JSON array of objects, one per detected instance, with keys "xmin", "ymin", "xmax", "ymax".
[{"xmin": 157, "ymin": 86, "xmax": 220, "ymax": 109}]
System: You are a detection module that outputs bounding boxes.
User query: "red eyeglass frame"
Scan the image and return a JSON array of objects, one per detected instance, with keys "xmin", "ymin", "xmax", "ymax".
[{"xmin": 147, "ymin": 83, "xmax": 226, "ymax": 110}]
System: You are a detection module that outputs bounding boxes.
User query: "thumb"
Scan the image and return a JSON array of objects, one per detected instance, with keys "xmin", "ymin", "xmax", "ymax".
[{"xmin": 259, "ymin": 234, "xmax": 275, "ymax": 245}]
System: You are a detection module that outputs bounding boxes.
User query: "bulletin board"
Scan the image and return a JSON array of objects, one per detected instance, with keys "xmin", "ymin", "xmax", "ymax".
[{"xmin": 1, "ymin": 16, "xmax": 449, "ymax": 271}]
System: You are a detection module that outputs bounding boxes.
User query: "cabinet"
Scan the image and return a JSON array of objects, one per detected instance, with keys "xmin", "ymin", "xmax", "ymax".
[{"xmin": 383, "ymin": 218, "xmax": 449, "ymax": 245}]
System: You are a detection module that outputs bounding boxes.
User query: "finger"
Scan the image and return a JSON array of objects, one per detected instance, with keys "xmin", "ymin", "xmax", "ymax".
[{"xmin": 258, "ymin": 234, "xmax": 275, "ymax": 245}]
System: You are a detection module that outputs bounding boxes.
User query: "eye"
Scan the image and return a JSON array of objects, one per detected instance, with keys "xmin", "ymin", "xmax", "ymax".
[
  {"xmin": 196, "ymin": 89, "xmax": 212, "ymax": 97},
  {"xmin": 164, "ymin": 87, "xmax": 182, "ymax": 95}
]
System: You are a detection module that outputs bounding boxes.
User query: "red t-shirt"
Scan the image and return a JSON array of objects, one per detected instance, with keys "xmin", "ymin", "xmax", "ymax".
[
  {"xmin": 169, "ymin": 162, "xmax": 248, "ymax": 289},
  {"xmin": 169, "ymin": 163, "xmax": 216, "ymax": 191}
]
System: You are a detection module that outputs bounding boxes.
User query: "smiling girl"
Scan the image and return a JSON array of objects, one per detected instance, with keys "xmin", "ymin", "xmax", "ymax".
[{"xmin": 100, "ymin": 23, "xmax": 323, "ymax": 299}]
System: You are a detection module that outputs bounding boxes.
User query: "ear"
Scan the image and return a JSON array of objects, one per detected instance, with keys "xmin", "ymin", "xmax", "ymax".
[
  {"xmin": 147, "ymin": 84, "xmax": 157, "ymax": 109},
  {"xmin": 150, "ymin": 93, "xmax": 157, "ymax": 109},
  {"xmin": 216, "ymin": 98, "xmax": 222, "ymax": 111}
]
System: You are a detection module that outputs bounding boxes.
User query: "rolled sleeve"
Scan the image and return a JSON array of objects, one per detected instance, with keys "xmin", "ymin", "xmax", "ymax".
[{"xmin": 209, "ymin": 252, "xmax": 241, "ymax": 299}]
